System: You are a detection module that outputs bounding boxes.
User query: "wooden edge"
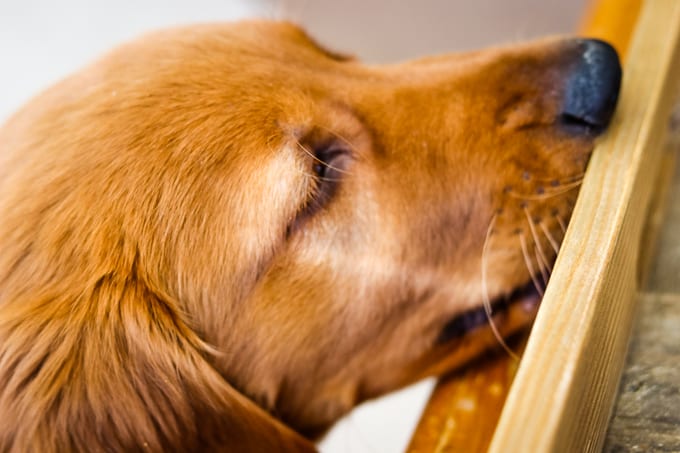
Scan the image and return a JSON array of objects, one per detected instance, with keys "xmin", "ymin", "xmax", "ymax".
[
  {"xmin": 406, "ymin": 1, "xmax": 644, "ymax": 451},
  {"xmin": 489, "ymin": 1, "xmax": 680, "ymax": 452}
]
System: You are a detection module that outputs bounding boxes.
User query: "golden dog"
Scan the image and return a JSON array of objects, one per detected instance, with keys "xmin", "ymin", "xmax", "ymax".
[{"xmin": 0, "ymin": 21, "xmax": 620, "ymax": 452}]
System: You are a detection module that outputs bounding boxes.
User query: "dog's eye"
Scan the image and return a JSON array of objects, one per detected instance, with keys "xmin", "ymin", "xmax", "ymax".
[
  {"xmin": 287, "ymin": 144, "xmax": 351, "ymax": 234},
  {"xmin": 310, "ymin": 144, "xmax": 351, "ymax": 206},
  {"xmin": 312, "ymin": 146, "xmax": 348, "ymax": 182}
]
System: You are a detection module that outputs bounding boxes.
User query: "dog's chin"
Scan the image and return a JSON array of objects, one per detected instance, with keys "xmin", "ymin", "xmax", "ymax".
[{"xmin": 437, "ymin": 279, "xmax": 544, "ymax": 345}]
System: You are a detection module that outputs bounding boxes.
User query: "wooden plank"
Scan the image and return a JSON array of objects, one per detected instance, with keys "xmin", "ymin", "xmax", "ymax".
[
  {"xmin": 407, "ymin": 1, "xmax": 645, "ymax": 451},
  {"xmin": 488, "ymin": 1, "xmax": 680, "ymax": 451}
]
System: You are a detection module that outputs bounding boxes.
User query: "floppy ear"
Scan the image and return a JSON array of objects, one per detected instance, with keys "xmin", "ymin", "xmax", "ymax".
[{"xmin": 0, "ymin": 275, "xmax": 317, "ymax": 452}]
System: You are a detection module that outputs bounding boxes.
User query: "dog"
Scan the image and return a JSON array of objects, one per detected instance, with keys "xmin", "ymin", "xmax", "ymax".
[{"xmin": 0, "ymin": 21, "xmax": 620, "ymax": 452}]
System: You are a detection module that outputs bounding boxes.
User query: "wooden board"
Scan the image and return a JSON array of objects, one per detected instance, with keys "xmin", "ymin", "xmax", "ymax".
[{"xmin": 488, "ymin": 1, "xmax": 680, "ymax": 451}]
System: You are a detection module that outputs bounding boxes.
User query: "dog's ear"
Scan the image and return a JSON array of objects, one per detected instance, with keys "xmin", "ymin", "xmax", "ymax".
[{"xmin": 0, "ymin": 275, "xmax": 317, "ymax": 452}]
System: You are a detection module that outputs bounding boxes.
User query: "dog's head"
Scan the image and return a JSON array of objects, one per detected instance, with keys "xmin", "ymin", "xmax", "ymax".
[{"xmin": 0, "ymin": 21, "xmax": 620, "ymax": 451}]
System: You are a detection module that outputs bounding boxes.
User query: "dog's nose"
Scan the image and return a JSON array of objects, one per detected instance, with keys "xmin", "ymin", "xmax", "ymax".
[{"xmin": 562, "ymin": 39, "xmax": 622, "ymax": 129}]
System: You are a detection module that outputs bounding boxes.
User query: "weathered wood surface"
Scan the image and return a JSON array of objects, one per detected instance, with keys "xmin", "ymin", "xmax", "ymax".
[{"xmin": 603, "ymin": 294, "xmax": 680, "ymax": 453}]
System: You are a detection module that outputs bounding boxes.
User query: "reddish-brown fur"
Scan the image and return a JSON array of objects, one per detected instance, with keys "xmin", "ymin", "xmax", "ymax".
[{"xmin": 1, "ymin": 21, "xmax": 598, "ymax": 451}]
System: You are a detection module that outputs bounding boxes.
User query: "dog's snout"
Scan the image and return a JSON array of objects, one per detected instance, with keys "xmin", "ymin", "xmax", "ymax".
[{"xmin": 562, "ymin": 39, "xmax": 622, "ymax": 129}]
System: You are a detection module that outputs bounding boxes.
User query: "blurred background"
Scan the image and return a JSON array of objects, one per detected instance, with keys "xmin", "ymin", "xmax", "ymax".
[{"xmin": 0, "ymin": 1, "xmax": 586, "ymax": 451}]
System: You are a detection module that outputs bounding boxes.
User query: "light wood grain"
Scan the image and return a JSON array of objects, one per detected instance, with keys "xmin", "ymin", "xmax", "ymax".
[{"xmin": 489, "ymin": 1, "xmax": 680, "ymax": 452}]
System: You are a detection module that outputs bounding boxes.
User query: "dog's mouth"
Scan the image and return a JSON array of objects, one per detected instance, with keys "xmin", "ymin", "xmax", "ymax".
[{"xmin": 437, "ymin": 279, "xmax": 543, "ymax": 345}]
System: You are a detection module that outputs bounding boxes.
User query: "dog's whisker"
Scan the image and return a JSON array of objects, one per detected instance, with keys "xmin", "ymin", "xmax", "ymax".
[
  {"xmin": 314, "ymin": 123, "xmax": 362, "ymax": 156},
  {"xmin": 534, "ymin": 245, "xmax": 550, "ymax": 286},
  {"xmin": 555, "ymin": 213, "xmax": 567, "ymax": 234},
  {"xmin": 531, "ymin": 172, "xmax": 585, "ymax": 184},
  {"xmin": 290, "ymin": 165, "xmax": 316, "ymax": 180},
  {"xmin": 289, "ymin": 165, "xmax": 344, "ymax": 185},
  {"xmin": 481, "ymin": 215, "xmax": 497, "ymax": 320},
  {"xmin": 481, "ymin": 215, "xmax": 519, "ymax": 361},
  {"xmin": 523, "ymin": 207, "xmax": 551, "ymax": 276},
  {"xmin": 315, "ymin": 176, "xmax": 344, "ymax": 183},
  {"xmin": 539, "ymin": 221, "xmax": 560, "ymax": 254},
  {"xmin": 519, "ymin": 232, "xmax": 544, "ymax": 298},
  {"xmin": 506, "ymin": 179, "xmax": 583, "ymax": 200}
]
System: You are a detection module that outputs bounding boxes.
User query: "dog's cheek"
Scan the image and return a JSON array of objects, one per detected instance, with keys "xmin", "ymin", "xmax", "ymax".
[{"xmin": 175, "ymin": 143, "xmax": 316, "ymax": 343}]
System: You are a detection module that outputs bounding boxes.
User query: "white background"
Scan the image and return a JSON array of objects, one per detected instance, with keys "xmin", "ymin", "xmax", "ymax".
[{"xmin": 0, "ymin": 1, "xmax": 584, "ymax": 451}]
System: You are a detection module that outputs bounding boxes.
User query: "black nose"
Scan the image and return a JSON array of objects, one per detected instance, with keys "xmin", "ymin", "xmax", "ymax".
[{"xmin": 562, "ymin": 39, "xmax": 622, "ymax": 129}]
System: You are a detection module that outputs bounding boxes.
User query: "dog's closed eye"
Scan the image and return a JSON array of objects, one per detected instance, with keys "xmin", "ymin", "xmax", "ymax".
[
  {"xmin": 313, "ymin": 142, "xmax": 350, "ymax": 184},
  {"xmin": 308, "ymin": 141, "xmax": 351, "ymax": 211},
  {"xmin": 287, "ymin": 139, "xmax": 353, "ymax": 235}
]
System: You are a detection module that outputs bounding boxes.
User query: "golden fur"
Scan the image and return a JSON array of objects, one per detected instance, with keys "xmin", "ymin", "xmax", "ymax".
[{"xmin": 1, "ymin": 21, "xmax": 604, "ymax": 451}]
